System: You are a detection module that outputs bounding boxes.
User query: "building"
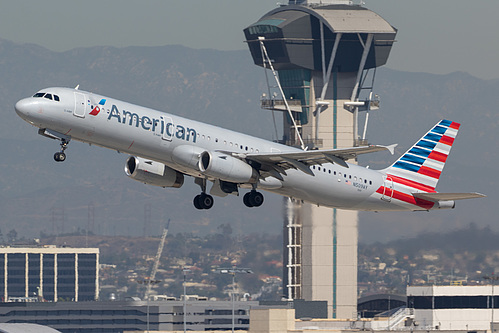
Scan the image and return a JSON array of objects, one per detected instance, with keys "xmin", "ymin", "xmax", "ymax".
[
  {"xmin": 407, "ymin": 285, "xmax": 499, "ymax": 331},
  {"xmin": 0, "ymin": 299, "xmax": 324, "ymax": 333},
  {"xmin": 0, "ymin": 246, "xmax": 99, "ymax": 302},
  {"xmin": 244, "ymin": 0, "xmax": 396, "ymax": 318},
  {"xmin": 0, "ymin": 323, "xmax": 62, "ymax": 333}
]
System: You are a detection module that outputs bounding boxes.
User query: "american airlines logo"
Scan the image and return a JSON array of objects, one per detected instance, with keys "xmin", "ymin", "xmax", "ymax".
[
  {"xmin": 89, "ymin": 99, "xmax": 106, "ymax": 116},
  {"xmin": 107, "ymin": 104, "xmax": 197, "ymax": 143}
]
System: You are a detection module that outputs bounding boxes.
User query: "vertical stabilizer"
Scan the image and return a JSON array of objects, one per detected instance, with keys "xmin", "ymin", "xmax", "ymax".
[{"xmin": 383, "ymin": 120, "xmax": 460, "ymax": 192}]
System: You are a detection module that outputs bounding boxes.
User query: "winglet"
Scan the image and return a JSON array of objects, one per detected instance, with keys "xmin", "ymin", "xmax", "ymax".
[{"xmin": 385, "ymin": 143, "xmax": 397, "ymax": 155}]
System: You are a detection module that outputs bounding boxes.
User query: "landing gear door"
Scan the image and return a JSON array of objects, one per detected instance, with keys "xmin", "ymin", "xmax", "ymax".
[
  {"xmin": 161, "ymin": 116, "xmax": 174, "ymax": 141},
  {"xmin": 381, "ymin": 176, "xmax": 394, "ymax": 202},
  {"xmin": 74, "ymin": 92, "xmax": 86, "ymax": 118}
]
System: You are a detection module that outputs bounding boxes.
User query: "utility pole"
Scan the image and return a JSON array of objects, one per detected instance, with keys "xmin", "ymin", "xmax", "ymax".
[{"xmin": 216, "ymin": 267, "xmax": 253, "ymax": 333}]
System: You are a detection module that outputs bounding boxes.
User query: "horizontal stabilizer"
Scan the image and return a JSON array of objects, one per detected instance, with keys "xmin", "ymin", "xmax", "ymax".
[{"xmin": 413, "ymin": 192, "xmax": 486, "ymax": 202}]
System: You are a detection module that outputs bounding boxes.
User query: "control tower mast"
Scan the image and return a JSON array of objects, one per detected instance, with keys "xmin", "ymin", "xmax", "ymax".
[{"xmin": 244, "ymin": 0, "xmax": 396, "ymax": 318}]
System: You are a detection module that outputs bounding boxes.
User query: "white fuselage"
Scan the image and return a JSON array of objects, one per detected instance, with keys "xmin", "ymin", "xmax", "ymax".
[{"xmin": 14, "ymin": 87, "xmax": 440, "ymax": 211}]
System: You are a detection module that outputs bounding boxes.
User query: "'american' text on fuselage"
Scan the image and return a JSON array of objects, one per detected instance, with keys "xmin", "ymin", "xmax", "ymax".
[{"xmin": 107, "ymin": 104, "xmax": 197, "ymax": 142}]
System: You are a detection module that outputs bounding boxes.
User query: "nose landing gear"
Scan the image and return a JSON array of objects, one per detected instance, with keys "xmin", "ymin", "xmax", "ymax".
[
  {"xmin": 54, "ymin": 138, "xmax": 70, "ymax": 162},
  {"xmin": 37, "ymin": 129, "xmax": 71, "ymax": 163}
]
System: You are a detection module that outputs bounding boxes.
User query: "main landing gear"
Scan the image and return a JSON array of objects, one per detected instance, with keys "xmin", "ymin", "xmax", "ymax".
[
  {"xmin": 194, "ymin": 178, "xmax": 214, "ymax": 210},
  {"xmin": 243, "ymin": 190, "xmax": 264, "ymax": 208},
  {"xmin": 54, "ymin": 138, "xmax": 70, "ymax": 162},
  {"xmin": 194, "ymin": 193, "xmax": 214, "ymax": 210}
]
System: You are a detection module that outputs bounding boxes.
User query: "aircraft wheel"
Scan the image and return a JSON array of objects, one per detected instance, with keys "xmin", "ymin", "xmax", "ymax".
[
  {"xmin": 194, "ymin": 193, "xmax": 214, "ymax": 210},
  {"xmin": 243, "ymin": 192, "xmax": 253, "ymax": 208},
  {"xmin": 193, "ymin": 195, "xmax": 203, "ymax": 210},
  {"xmin": 199, "ymin": 193, "xmax": 214, "ymax": 209},
  {"xmin": 249, "ymin": 191, "xmax": 264, "ymax": 207},
  {"xmin": 54, "ymin": 152, "xmax": 66, "ymax": 162}
]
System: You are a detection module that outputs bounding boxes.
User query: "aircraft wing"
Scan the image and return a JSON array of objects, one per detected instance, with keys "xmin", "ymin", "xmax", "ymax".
[
  {"xmin": 413, "ymin": 192, "xmax": 486, "ymax": 201},
  {"xmin": 224, "ymin": 144, "xmax": 396, "ymax": 179}
]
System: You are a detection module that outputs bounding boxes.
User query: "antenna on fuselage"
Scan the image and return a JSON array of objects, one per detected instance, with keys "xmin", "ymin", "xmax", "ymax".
[{"xmin": 74, "ymin": 84, "xmax": 80, "ymax": 90}]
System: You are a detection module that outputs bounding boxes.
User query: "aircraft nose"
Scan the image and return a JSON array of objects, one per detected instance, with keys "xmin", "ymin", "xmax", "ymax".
[
  {"xmin": 15, "ymin": 98, "xmax": 30, "ymax": 116},
  {"xmin": 15, "ymin": 98, "xmax": 37, "ymax": 119}
]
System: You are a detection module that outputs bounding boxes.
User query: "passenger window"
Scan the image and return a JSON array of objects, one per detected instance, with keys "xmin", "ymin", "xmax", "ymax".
[
  {"xmin": 44, "ymin": 94, "xmax": 53, "ymax": 100},
  {"xmin": 369, "ymin": 181, "xmax": 372, "ymax": 185},
  {"xmin": 54, "ymin": 95, "xmax": 60, "ymax": 101}
]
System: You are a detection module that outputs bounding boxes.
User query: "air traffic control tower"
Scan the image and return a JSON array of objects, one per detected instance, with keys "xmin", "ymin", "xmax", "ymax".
[{"xmin": 244, "ymin": 0, "xmax": 396, "ymax": 318}]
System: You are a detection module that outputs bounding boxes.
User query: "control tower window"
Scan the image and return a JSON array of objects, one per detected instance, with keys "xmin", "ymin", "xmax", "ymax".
[{"xmin": 248, "ymin": 25, "xmax": 279, "ymax": 35}]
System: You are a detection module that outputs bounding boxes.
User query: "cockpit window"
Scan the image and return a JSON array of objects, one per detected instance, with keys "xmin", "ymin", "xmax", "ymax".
[{"xmin": 32, "ymin": 92, "xmax": 60, "ymax": 102}]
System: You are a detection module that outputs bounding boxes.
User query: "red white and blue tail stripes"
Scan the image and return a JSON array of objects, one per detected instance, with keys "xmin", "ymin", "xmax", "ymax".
[{"xmin": 378, "ymin": 120, "xmax": 460, "ymax": 209}]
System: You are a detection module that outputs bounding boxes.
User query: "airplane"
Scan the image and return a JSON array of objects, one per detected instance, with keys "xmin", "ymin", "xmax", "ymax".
[{"xmin": 14, "ymin": 87, "xmax": 485, "ymax": 211}]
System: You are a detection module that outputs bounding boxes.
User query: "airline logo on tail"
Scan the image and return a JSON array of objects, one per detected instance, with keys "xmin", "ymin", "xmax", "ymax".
[
  {"xmin": 391, "ymin": 119, "xmax": 459, "ymax": 189},
  {"xmin": 378, "ymin": 120, "xmax": 461, "ymax": 209},
  {"xmin": 89, "ymin": 99, "xmax": 107, "ymax": 116}
]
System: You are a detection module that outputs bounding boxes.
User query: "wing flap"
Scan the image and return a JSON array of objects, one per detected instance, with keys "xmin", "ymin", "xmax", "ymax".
[{"xmin": 413, "ymin": 192, "xmax": 486, "ymax": 202}]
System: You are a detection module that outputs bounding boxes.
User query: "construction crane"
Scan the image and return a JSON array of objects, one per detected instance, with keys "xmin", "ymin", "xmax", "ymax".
[{"xmin": 145, "ymin": 219, "xmax": 170, "ymax": 300}]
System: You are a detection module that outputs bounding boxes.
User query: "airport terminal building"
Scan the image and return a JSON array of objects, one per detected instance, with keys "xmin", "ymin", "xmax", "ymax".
[{"xmin": 0, "ymin": 246, "xmax": 99, "ymax": 302}]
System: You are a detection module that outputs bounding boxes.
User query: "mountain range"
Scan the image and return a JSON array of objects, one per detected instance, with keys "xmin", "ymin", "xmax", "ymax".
[{"xmin": 0, "ymin": 38, "xmax": 496, "ymax": 243}]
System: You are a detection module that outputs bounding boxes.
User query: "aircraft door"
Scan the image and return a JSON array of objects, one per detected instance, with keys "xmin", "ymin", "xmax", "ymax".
[
  {"xmin": 74, "ymin": 92, "xmax": 86, "ymax": 118},
  {"xmin": 381, "ymin": 176, "xmax": 394, "ymax": 202},
  {"xmin": 161, "ymin": 116, "xmax": 174, "ymax": 141}
]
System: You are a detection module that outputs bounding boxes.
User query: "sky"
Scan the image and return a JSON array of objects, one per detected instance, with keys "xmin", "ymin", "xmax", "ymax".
[{"xmin": 1, "ymin": 0, "xmax": 498, "ymax": 79}]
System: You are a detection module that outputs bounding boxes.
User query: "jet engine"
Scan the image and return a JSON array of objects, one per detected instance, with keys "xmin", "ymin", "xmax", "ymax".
[
  {"xmin": 125, "ymin": 156, "xmax": 184, "ymax": 188},
  {"xmin": 198, "ymin": 151, "xmax": 258, "ymax": 183}
]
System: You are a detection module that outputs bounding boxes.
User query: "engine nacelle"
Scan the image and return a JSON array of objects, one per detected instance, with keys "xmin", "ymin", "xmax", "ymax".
[
  {"xmin": 125, "ymin": 156, "xmax": 184, "ymax": 188},
  {"xmin": 198, "ymin": 151, "xmax": 258, "ymax": 183}
]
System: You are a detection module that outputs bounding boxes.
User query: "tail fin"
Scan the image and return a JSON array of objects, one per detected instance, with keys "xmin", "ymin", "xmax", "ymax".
[{"xmin": 383, "ymin": 119, "xmax": 460, "ymax": 192}]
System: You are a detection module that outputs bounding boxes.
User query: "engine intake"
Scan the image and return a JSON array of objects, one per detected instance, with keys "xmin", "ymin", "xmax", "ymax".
[
  {"xmin": 198, "ymin": 151, "xmax": 258, "ymax": 183},
  {"xmin": 125, "ymin": 156, "xmax": 184, "ymax": 188}
]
